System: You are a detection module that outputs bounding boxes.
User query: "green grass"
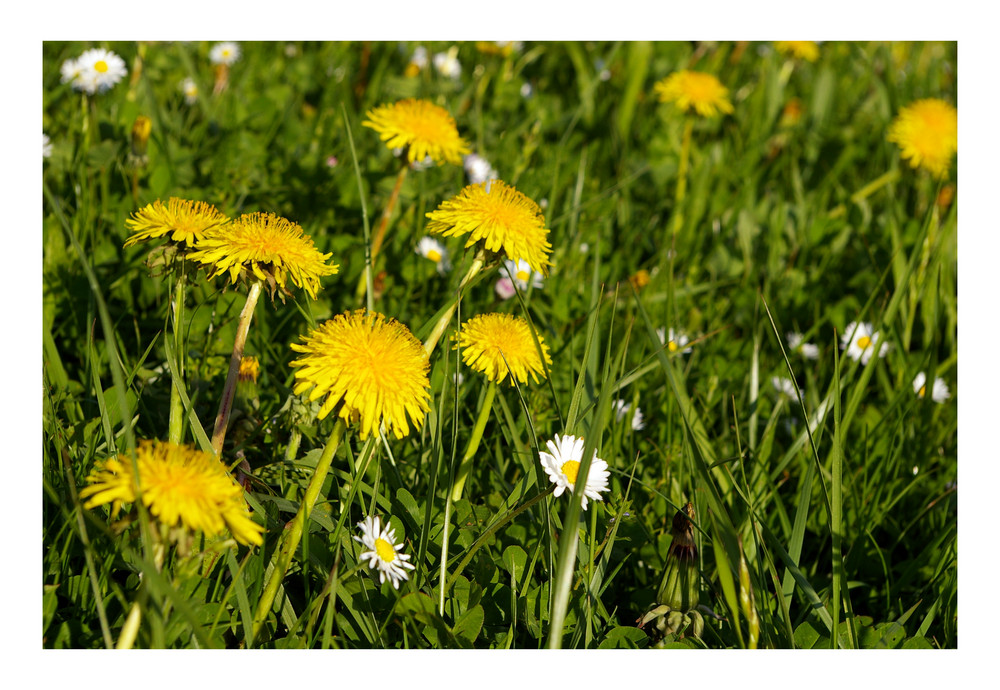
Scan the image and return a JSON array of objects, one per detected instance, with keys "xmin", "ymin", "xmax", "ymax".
[{"xmin": 42, "ymin": 40, "xmax": 957, "ymax": 650}]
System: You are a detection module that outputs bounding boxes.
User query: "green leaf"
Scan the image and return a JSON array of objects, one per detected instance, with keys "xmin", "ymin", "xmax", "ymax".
[
  {"xmin": 598, "ymin": 625, "xmax": 648, "ymax": 649},
  {"xmin": 453, "ymin": 604, "xmax": 484, "ymax": 647}
]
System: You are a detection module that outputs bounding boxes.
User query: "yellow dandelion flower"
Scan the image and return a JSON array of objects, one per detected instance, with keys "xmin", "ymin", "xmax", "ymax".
[
  {"xmin": 238, "ymin": 355, "xmax": 260, "ymax": 384},
  {"xmin": 124, "ymin": 198, "xmax": 229, "ymax": 249},
  {"xmin": 363, "ymin": 98, "xmax": 470, "ymax": 166},
  {"xmin": 187, "ymin": 212, "xmax": 338, "ymax": 300},
  {"xmin": 290, "ymin": 310, "xmax": 431, "ymax": 440},
  {"xmin": 425, "ymin": 180, "xmax": 552, "ymax": 275},
  {"xmin": 79, "ymin": 440, "xmax": 264, "ymax": 547},
  {"xmin": 775, "ymin": 41, "xmax": 820, "ymax": 62},
  {"xmin": 457, "ymin": 313, "xmax": 552, "ymax": 386},
  {"xmin": 887, "ymin": 98, "xmax": 958, "ymax": 178},
  {"xmin": 653, "ymin": 70, "xmax": 734, "ymax": 118}
]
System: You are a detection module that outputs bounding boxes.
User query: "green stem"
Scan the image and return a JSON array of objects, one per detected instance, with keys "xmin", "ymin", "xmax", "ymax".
[
  {"xmin": 828, "ymin": 169, "xmax": 901, "ymax": 219},
  {"xmin": 671, "ymin": 116, "xmax": 694, "ymax": 236},
  {"xmin": 450, "ymin": 382, "xmax": 496, "ymax": 502},
  {"xmin": 168, "ymin": 271, "xmax": 187, "ymax": 445},
  {"xmin": 423, "ymin": 253, "xmax": 486, "ymax": 357},
  {"xmin": 356, "ymin": 164, "xmax": 409, "ymax": 303},
  {"xmin": 211, "ymin": 280, "xmax": 263, "ymax": 456},
  {"xmin": 252, "ymin": 419, "xmax": 346, "ymax": 644}
]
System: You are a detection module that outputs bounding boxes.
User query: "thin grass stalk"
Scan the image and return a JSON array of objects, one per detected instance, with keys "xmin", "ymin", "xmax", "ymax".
[
  {"xmin": 167, "ymin": 270, "xmax": 187, "ymax": 444},
  {"xmin": 210, "ymin": 279, "xmax": 263, "ymax": 456},
  {"xmin": 671, "ymin": 116, "xmax": 694, "ymax": 235},
  {"xmin": 356, "ymin": 164, "xmax": 408, "ymax": 302},
  {"xmin": 423, "ymin": 252, "xmax": 485, "ymax": 356},
  {"xmin": 450, "ymin": 381, "xmax": 496, "ymax": 501}
]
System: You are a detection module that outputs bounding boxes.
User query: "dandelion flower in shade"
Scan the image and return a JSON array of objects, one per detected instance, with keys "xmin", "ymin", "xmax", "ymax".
[
  {"xmin": 290, "ymin": 310, "xmax": 431, "ymax": 440},
  {"xmin": 238, "ymin": 355, "xmax": 260, "ymax": 384},
  {"xmin": 614, "ymin": 399, "xmax": 646, "ymax": 431},
  {"xmin": 79, "ymin": 440, "xmax": 264, "ymax": 547},
  {"xmin": 913, "ymin": 372, "xmax": 951, "ymax": 403},
  {"xmin": 653, "ymin": 70, "xmax": 733, "ymax": 118},
  {"xmin": 43, "ymin": 133, "xmax": 52, "ymax": 159},
  {"xmin": 188, "ymin": 212, "xmax": 338, "ymax": 300},
  {"xmin": 464, "ymin": 153, "xmax": 499, "ymax": 185},
  {"xmin": 363, "ymin": 98, "xmax": 470, "ymax": 166},
  {"xmin": 124, "ymin": 198, "xmax": 230, "ymax": 250},
  {"xmin": 787, "ymin": 332, "xmax": 820, "ymax": 360},
  {"xmin": 539, "ymin": 434, "xmax": 610, "ymax": 511},
  {"xmin": 425, "ymin": 180, "xmax": 553, "ymax": 275},
  {"xmin": 179, "ymin": 77, "xmax": 199, "ymax": 104},
  {"xmin": 354, "ymin": 515, "xmax": 415, "ymax": 590},
  {"xmin": 210, "ymin": 42, "xmax": 241, "ymax": 66},
  {"xmin": 415, "ymin": 236, "xmax": 451, "ymax": 274},
  {"xmin": 502, "ymin": 258, "xmax": 544, "ymax": 291},
  {"xmin": 457, "ymin": 313, "xmax": 552, "ymax": 386},
  {"xmin": 656, "ymin": 327, "xmax": 692, "ymax": 354},
  {"xmin": 775, "ymin": 41, "xmax": 820, "ymax": 62},
  {"xmin": 771, "ymin": 376, "xmax": 801, "ymax": 399},
  {"xmin": 841, "ymin": 321, "xmax": 890, "ymax": 365},
  {"xmin": 887, "ymin": 98, "xmax": 958, "ymax": 178},
  {"xmin": 433, "ymin": 47, "xmax": 462, "ymax": 79}
]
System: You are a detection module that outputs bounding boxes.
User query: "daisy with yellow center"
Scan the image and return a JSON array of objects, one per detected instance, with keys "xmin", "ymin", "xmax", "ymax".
[
  {"xmin": 539, "ymin": 434, "xmax": 610, "ymax": 511},
  {"xmin": 887, "ymin": 98, "xmax": 958, "ymax": 178},
  {"xmin": 188, "ymin": 212, "xmax": 338, "ymax": 300},
  {"xmin": 79, "ymin": 440, "xmax": 264, "ymax": 547},
  {"xmin": 354, "ymin": 515, "xmax": 416, "ymax": 590},
  {"xmin": 416, "ymin": 235, "xmax": 452, "ymax": 274},
  {"xmin": 426, "ymin": 180, "xmax": 553, "ymax": 276},
  {"xmin": 124, "ymin": 198, "xmax": 229, "ymax": 249},
  {"xmin": 657, "ymin": 327, "xmax": 692, "ymax": 355},
  {"xmin": 913, "ymin": 372, "xmax": 951, "ymax": 403},
  {"xmin": 457, "ymin": 313, "xmax": 552, "ymax": 386},
  {"xmin": 363, "ymin": 98, "xmax": 470, "ymax": 166},
  {"xmin": 290, "ymin": 310, "xmax": 431, "ymax": 440},
  {"xmin": 502, "ymin": 258, "xmax": 545, "ymax": 291},
  {"xmin": 775, "ymin": 41, "xmax": 820, "ymax": 62},
  {"xmin": 653, "ymin": 70, "xmax": 734, "ymax": 118},
  {"xmin": 841, "ymin": 321, "xmax": 890, "ymax": 365}
]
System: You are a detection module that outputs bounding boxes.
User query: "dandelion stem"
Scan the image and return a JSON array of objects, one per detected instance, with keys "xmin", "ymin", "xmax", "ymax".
[
  {"xmin": 671, "ymin": 116, "xmax": 694, "ymax": 235},
  {"xmin": 252, "ymin": 419, "xmax": 346, "ymax": 644},
  {"xmin": 356, "ymin": 164, "xmax": 409, "ymax": 302},
  {"xmin": 423, "ymin": 253, "xmax": 485, "ymax": 356},
  {"xmin": 210, "ymin": 280, "xmax": 263, "ymax": 457},
  {"xmin": 116, "ymin": 601, "xmax": 143, "ymax": 649},
  {"xmin": 167, "ymin": 271, "xmax": 187, "ymax": 445},
  {"xmin": 828, "ymin": 169, "xmax": 901, "ymax": 219},
  {"xmin": 450, "ymin": 382, "xmax": 497, "ymax": 501}
]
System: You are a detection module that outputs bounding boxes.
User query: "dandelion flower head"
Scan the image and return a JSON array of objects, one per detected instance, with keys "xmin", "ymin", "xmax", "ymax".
[
  {"xmin": 653, "ymin": 70, "xmax": 733, "ymax": 118},
  {"xmin": 354, "ymin": 515, "xmax": 415, "ymax": 589},
  {"xmin": 887, "ymin": 98, "xmax": 958, "ymax": 178},
  {"xmin": 841, "ymin": 321, "xmax": 890, "ymax": 365},
  {"xmin": 210, "ymin": 42, "xmax": 241, "ymax": 66},
  {"xmin": 539, "ymin": 434, "xmax": 610, "ymax": 511},
  {"xmin": 238, "ymin": 355, "xmax": 260, "ymax": 384},
  {"xmin": 124, "ymin": 198, "xmax": 230, "ymax": 249},
  {"xmin": 775, "ymin": 41, "xmax": 820, "ymax": 62},
  {"xmin": 188, "ymin": 212, "xmax": 338, "ymax": 300},
  {"xmin": 425, "ymin": 180, "xmax": 553, "ymax": 275},
  {"xmin": 457, "ymin": 313, "xmax": 552, "ymax": 386},
  {"xmin": 79, "ymin": 440, "xmax": 264, "ymax": 546},
  {"xmin": 290, "ymin": 310, "xmax": 431, "ymax": 439},
  {"xmin": 913, "ymin": 372, "xmax": 951, "ymax": 403},
  {"xmin": 363, "ymin": 98, "xmax": 470, "ymax": 165}
]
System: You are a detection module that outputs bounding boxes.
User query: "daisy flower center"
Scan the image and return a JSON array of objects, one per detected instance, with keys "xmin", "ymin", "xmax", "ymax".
[
  {"xmin": 427, "ymin": 249, "xmax": 442, "ymax": 263},
  {"xmin": 918, "ymin": 385, "xmax": 927, "ymax": 397},
  {"xmin": 560, "ymin": 460, "xmax": 580, "ymax": 485},
  {"xmin": 668, "ymin": 340, "xmax": 678, "ymax": 352},
  {"xmin": 516, "ymin": 269, "xmax": 531, "ymax": 282},
  {"xmin": 375, "ymin": 537, "xmax": 397, "ymax": 563},
  {"xmin": 95, "ymin": 60, "xmax": 109, "ymax": 73},
  {"xmin": 857, "ymin": 335, "xmax": 872, "ymax": 350}
]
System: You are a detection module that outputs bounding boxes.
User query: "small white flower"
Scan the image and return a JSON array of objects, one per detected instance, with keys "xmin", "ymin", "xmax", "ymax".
[
  {"xmin": 771, "ymin": 376, "xmax": 801, "ymax": 399},
  {"xmin": 841, "ymin": 321, "xmax": 889, "ymax": 365},
  {"xmin": 354, "ymin": 515, "xmax": 415, "ymax": 590},
  {"xmin": 43, "ymin": 133, "xmax": 52, "ymax": 159},
  {"xmin": 65, "ymin": 48, "xmax": 127, "ymax": 94},
  {"xmin": 913, "ymin": 372, "xmax": 950, "ymax": 403},
  {"xmin": 594, "ymin": 59, "xmax": 611, "ymax": 82},
  {"xmin": 410, "ymin": 154, "xmax": 434, "ymax": 171},
  {"xmin": 453, "ymin": 371, "xmax": 465, "ymax": 387},
  {"xmin": 494, "ymin": 276, "xmax": 516, "ymax": 300},
  {"xmin": 539, "ymin": 434, "xmax": 610, "ymax": 511},
  {"xmin": 502, "ymin": 258, "xmax": 544, "ymax": 291},
  {"xmin": 578, "ymin": 242, "xmax": 589, "ymax": 253},
  {"xmin": 613, "ymin": 399, "xmax": 646, "ymax": 431},
  {"xmin": 656, "ymin": 328, "xmax": 692, "ymax": 354},
  {"xmin": 520, "ymin": 82, "xmax": 534, "ymax": 99},
  {"xmin": 415, "ymin": 236, "xmax": 451, "ymax": 274},
  {"xmin": 179, "ymin": 77, "xmax": 199, "ymax": 104},
  {"xmin": 433, "ymin": 47, "xmax": 462, "ymax": 79},
  {"xmin": 463, "ymin": 153, "xmax": 499, "ymax": 185},
  {"xmin": 787, "ymin": 332, "xmax": 819, "ymax": 360},
  {"xmin": 210, "ymin": 42, "xmax": 241, "ymax": 66},
  {"xmin": 409, "ymin": 46, "xmax": 428, "ymax": 70},
  {"xmin": 494, "ymin": 40, "xmax": 524, "ymax": 53}
]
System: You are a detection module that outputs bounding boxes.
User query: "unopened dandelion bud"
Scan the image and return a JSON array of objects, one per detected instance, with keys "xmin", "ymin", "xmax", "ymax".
[
  {"xmin": 128, "ymin": 115, "xmax": 152, "ymax": 168},
  {"xmin": 656, "ymin": 502, "xmax": 700, "ymax": 611},
  {"xmin": 236, "ymin": 355, "xmax": 260, "ymax": 408}
]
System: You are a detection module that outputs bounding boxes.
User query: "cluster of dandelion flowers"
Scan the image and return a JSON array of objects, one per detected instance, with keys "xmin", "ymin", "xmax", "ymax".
[
  {"xmin": 539, "ymin": 434, "xmax": 610, "ymax": 511},
  {"xmin": 887, "ymin": 98, "xmax": 958, "ymax": 178},
  {"xmin": 426, "ymin": 180, "xmax": 553, "ymax": 275},
  {"xmin": 290, "ymin": 310, "xmax": 431, "ymax": 440},
  {"xmin": 653, "ymin": 70, "xmax": 734, "ymax": 118},
  {"xmin": 354, "ymin": 515, "xmax": 415, "ymax": 589},
  {"xmin": 187, "ymin": 212, "xmax": 338, "ymax": 300},
  {"xmin": 457, "ymin": 313, "xmax": 552, "ymax": 386},
  {"xmin": 79, "ymin": 440, "xmax": 264, "ymax": 547},
  {"xmin": 363, "ymin": 98, "xmax": 470, "ymax": 166},
  {"xmin": 124, "ymin": 198, "xmax": 230, "ymax": 249}
]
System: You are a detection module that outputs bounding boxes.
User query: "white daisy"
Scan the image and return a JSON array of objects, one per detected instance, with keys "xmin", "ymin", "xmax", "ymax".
[
  {"xmin": 409, "ymin": 46, "xmax": 429, "ymax": 70},
  {"xmin": 43, "ymin": 133, "xmax": 52, "ymax": 159},
  {"xmin": 539, "ymin": 434, "xmax": 610, "ymax": 511},
  {"xmin": 354, "ymin": 515, "xmax": 415, "ymax": 590},
  {"xmin": 656, "ymin": 328, "xmax": 692, "ymax": 354},
  {"xmin": 520, "ymin": 82, "xmax": 534, "ymax": 99},
  {"xmin": 494, "ymin": 276, "xmax": 516, "ymax": 300},
  {"xmin": 179, "ymin": 77, "xmax": 199, "ymax": 104},
  {"xmin": 410, "ymin": 155, "xmax": 434, "ymax": 171},
  {"xmin": 771, "ymin": 376, "xmax": 801, "ymax": 399},
  {"xmin": 787, "ymin": 332, "xmax": 819, "ymax": 360},
  {"xmin": 60, "ymin": 57, "xmax": 82, "ymax": 86},
  {"xmin": 841, "ymin": 321, "xmax": 889, "ymax": 365},
  {"xmin": 494, "ymin": 41, "xmax": 524, "ymax": 53},
  {"xmin": 66, "ymin": 48, "xmax": 127, "ymax": 94},
  {"xmin": 502, "ymin": 258, "xmax": 544, "ymax": 291},
  {"xmin": 613, "ymin": 399, "xmax": 646, "ymax": 431},
  {"xmin": 415, "ymin": 236, "xmax": 451, "ymax": 274},
  {"xmin": 463, "ymin": 153, "xmax": 499, "ymax": 185},
  {"xmin": 433, "ymin": 47, "xmax": 462, "ymax": 79},
  {"xmin": 210, "ymin": 42, "xmax": 241, "ymax": 66},
  {"xmin": 913, "ymin": 372, "xmax": 950, "ymax": 403}
]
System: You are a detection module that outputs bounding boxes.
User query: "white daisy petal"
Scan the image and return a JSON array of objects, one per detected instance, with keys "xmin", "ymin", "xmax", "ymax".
[{"xmin": 539, "ymin": 433, "xmax": 610, "ymax": 511}]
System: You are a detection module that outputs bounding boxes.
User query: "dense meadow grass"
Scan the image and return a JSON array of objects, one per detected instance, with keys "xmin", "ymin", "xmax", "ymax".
[{"xmin": 41, "ymin": 40, "xmax": 957, "ymax": 650}]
